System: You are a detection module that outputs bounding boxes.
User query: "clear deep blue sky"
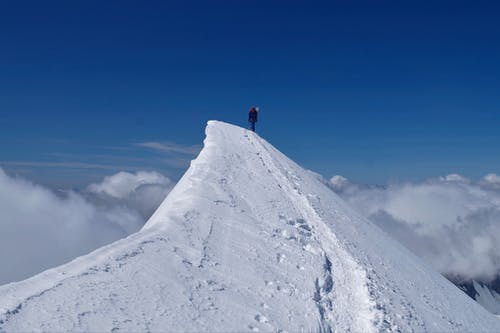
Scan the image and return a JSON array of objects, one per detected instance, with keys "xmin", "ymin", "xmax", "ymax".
[{"xmin": 1, "ymin": 1, "xmax": 499, "ymax": 187}]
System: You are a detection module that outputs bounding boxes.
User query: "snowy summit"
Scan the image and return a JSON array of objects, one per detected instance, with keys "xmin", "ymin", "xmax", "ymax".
[{"xmin": 0, "ymin": 121, "xmax": 499, "ymax": 332}]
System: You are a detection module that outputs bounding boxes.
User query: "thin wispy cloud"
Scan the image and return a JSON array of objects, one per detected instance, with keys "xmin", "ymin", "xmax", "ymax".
[
  {"xmin": 0, "ymin": 161, "xmax": 137, "ymax": 171},
  {"xmin": 44, "ymin": 152, "xmax": 159, "ymax": 165},
  {"xmin": 163, "ymin": 157, "xmax": 193, "ymax": 168},
  {"xmin": 1, "ymin": 140, "xmax": 201, "ymax": 187},
  {"xmin": 135, "ymin": 141, "xmax": 201, "ymax": 155}
]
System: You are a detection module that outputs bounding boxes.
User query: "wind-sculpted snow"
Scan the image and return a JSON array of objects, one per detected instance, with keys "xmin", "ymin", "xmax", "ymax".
[{"xmin": 1, "ymin": 121, "xmax": 499, "ymax": 332}]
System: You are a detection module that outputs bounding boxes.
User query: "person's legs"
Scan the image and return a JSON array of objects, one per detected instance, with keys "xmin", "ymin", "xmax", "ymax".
[{"xmin": 251, "ymin": 122, "xmax": 256, "ymax": 132}]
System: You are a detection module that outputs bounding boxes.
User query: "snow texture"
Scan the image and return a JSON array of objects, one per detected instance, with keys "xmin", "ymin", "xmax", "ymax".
[{"xmin": 0, "ymin": 121, "xmax": 499, "ymax": 332}]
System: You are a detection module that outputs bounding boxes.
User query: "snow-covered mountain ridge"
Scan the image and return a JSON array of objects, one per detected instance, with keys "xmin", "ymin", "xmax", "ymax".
[{"xmin": 0, "ymin": 121, "xmax": 499, "ymax": 332}]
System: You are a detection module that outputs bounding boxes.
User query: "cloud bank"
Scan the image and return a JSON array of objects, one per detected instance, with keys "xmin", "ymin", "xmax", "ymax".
[
  {"xmin": 330, "ymin": 174, "xmax": 500, "ymax": 282},
  {"xmin": 0, "ymin": 169, "xmax": 173, "ymax": 285},
  {"xmin": 3, "ymin": 164, "xmax": 498, "ymax": 289}
]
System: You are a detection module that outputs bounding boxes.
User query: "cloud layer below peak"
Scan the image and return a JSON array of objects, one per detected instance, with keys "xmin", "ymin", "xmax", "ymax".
[
  {"xmin": 0, "ymin": 169, "xmax": 174, "ymax": 285},
  {"xmin": 330, "ymin": 173, "xmax": 500, "ymax": 282}
]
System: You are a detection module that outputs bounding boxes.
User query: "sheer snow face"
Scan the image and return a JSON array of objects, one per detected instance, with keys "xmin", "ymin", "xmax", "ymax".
[
  {"xmin": 330, "ymin": 174, "xmax": 500, "ymax": 282},
  {"xmin": 0, "ymin": 169, "xmax": 173, "ymax": 285}
]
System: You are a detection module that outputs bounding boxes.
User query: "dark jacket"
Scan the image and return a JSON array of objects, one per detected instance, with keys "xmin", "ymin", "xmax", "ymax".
[{"xmin": 249, "ymin": 108, "xmax": 258, "ymax": 123}]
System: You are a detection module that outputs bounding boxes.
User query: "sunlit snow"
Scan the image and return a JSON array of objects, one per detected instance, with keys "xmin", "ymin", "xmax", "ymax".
[{"xmin": 0, "ymin": 121, "xmax": 499, "ymax": 332}]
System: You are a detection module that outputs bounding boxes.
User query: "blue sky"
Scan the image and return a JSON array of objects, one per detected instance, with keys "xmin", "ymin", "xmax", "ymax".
[{"xmin": 1, "ymin": 0, "xmax": 499, "ymax": 187}]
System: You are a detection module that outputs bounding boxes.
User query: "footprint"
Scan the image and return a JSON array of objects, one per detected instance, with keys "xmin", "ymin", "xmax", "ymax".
[
  {"xmin": 255, "ymin": 314, "xmax": 269, "ymax": 323},
  {"xmin": 298, "ymin": 224, "xmax": 312, "ymax": 232},
  {"xmin": 248, "ymin": 325, "xmax": 260, "ymax": 332},
  {"xmin": 296, "ymin": 218, "xmax": 307, "ymax": 225}
]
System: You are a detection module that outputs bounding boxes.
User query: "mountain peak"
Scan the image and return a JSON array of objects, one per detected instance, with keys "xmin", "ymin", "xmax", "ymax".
[{"xmin": 1, "ymin": 121, "xmax": 499, "ymax": 332}]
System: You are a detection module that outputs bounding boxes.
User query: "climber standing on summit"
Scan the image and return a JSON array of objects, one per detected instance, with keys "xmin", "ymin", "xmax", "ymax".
[{"xmin": 248, "ymin": 106, "xmax": 258, "ymax": 132}]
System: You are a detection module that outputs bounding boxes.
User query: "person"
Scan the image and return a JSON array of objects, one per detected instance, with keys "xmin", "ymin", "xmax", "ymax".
[{"xmin": 248, "ymin": 106, "xmax": 258, "ymax": 132}]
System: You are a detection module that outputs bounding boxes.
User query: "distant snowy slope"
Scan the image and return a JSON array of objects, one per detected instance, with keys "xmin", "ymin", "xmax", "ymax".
[
  {"xmin": 1, "ymin": 121, "xmax": 499, "ymax": 332},
  {"xmin": 455, "ymin": 278, "xmax": 500, "ymax": 315}
]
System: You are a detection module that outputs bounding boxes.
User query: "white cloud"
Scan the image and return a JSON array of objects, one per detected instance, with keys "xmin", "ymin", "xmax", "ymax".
[
  {"xmin": 439, "ymin": 173, "xmax": 471, "ymax": 183},
  {"xmin": 330, "ymin": 173, "xmax": 500, "ymax": 282},
  {"xmin": 329, "ymin": 175, "xmax": 350, "ymax": 191},
  {"xmin": 87, "ymin": 171, "xmax": 171, "ymax": 199},
  {"xmin": 484, "ymin": 174, "xmax": 500, "ymax": 184},
  {"xmin": 481, "ymin": 173, "xmax": 500, "ymax": 190},
  {"xmin": 0, "ymin": 161, "xmax": 135, "ymax": 170},
  {"xmin": 86, "ymin": 171, "xmax": 174, "ymax": 220},
  {"xmin": 0, "ymin": 169, "xmax": 174, "ymax": 285}
]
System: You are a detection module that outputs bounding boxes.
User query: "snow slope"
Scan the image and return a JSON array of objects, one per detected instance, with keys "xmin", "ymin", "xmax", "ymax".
[{"xmin": 1, "ymin": 121, "xmax": 499, "ymax": 332}]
